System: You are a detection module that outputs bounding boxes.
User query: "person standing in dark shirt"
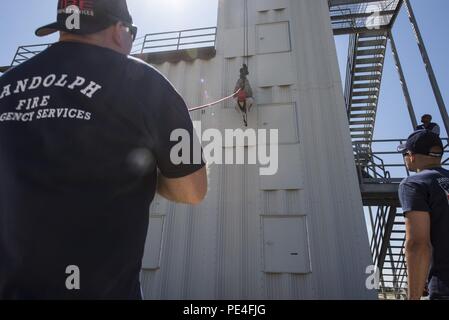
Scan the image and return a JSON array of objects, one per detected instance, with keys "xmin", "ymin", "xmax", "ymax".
[
  {"xmin": 398, "ymin": 130, "xmax": 449, "ymax": 300},
  {"xmin": 0, "ymin": 0, "xmax": 207, "ymax": 299}
]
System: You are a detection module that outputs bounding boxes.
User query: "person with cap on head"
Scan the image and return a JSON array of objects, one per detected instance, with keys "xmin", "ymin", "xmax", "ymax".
[
  {"xmin": 416, "ymin": 114, "xmax": 441, "ymax": 136},
  {"xmin": 398, "ymin": 130, "xmax": 449, "ymax": 300},
  {"xmin": 0, "ymin": 0, "xmax": 207, "ymax": 299}
]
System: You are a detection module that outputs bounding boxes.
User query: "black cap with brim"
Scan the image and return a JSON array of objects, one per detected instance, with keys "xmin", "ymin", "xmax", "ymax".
[
  {"xmin": 35, "ymin": 0, "xmax": 133, "ymax": 37},
  {"xmin": 35, "ymin": 22, "xmax": 61, "ymax": 37},
  {"xmin": 35, "ymin": 19, "xmax": 113, "ymax": 37},
  {"xmin": 397, "ymin": 144, "xmax": 407, "ymax": 153},
  {"xmin": 397, "ymin": 130, "xmax": 444, "ymax": 157}
]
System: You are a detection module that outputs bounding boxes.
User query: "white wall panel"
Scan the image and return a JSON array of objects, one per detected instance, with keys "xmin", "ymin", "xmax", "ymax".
[
  {"xmin": 259, "ymin": 144, "xmax": 303, "ymax": 190},
  {"xmin": 262, "ymin": 216, "xmax": 311, "ymax": 274},
  {"xmin": 257, "ymin": 52, "xmax": 295, "ymax": 87},
  {"xmin": 256, "ymin": 22, "xmax": 291, "ymax": 54},
  {"xmin": 223, "ymin": 27, "xmax": 256, "ymax": 58},
  {"xmin": 255, "ymin": 0, "xmax": 289, "ymax": 11},
  {"xmin": 258, "ymin": 103, "xmax": 299, "ymax": 144}
]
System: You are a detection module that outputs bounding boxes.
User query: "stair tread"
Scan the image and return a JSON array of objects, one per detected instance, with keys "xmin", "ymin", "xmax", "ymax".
[
  {"xmin": 354, "ymin": 75, "xmax": 382, "ymax": 81},
  {"xmin": 357, "ymin": 49, "xmax": 385, "ymax": 56},
  {"xmin": 351, "ymin": 134, "xmax": 373, "ymax": 139},
  {"xmin": 355, "ymin": 66, "xmax": 383, "ymax": 73},
  {"xmin": 359, "ymin": 33, "xmax": 388, "ymax": 39},
  {"xmin": 350, "ymin": 113, "xmax": 376, "ymax": 119},
  {"xmin": 357, "ymin": 39, "xmax": 387, "ymax": 47},
  {"xmin": 354, "ymin": 82, "xmax": 380, "ymax": 89},
  {"xmin": 352, "ymin": 98, "xmax": 378, "ymax": 103},
  {"xmin": 350, "ymin": 121, "xmax": 374, "ymax": 126},
  {"xmin": 356, "ymin": 58, "xmax": 383, "ymax": 64},
  {"xmin": 352, "ymin": 90, "xmax": 379, "ymax": 96},
  {"xmin": 351, "ymin": 128, "xmax": 373, "ymax": 132},
  {"xmin": 351, "ymin": 110, "xmax": 376, "ymax": 114}
]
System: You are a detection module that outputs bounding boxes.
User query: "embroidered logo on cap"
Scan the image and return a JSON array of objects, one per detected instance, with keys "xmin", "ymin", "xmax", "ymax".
[{"xmin": 58, "ymin": 0, "xmax": 95, "ymax": 17}]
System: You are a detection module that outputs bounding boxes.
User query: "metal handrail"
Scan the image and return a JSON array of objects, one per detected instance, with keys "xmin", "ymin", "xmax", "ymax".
[
  {"xmin": 345, "ymin": 33, "xmax": 358, "ymax": 115},
  {"xmin": 354, "ymin": 138, "xmax": 449, "ymax": 185},
  {"xmin": 11, "ymin": 44, "xmax": 52, "ymax": 66},
  {"xmin": 132, "ymin": 26, "xmax": 217, "ymax": 54},
  {"xmin": 329, "ymin": 0, "xmax": 402, "ymax": 33},
  {"xmin": 7, "ymin": 27, "xmax": 217, "ymax": 67}
]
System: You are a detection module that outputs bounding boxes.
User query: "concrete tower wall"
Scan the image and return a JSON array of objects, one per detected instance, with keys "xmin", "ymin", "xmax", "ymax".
[{"xmin": 140, "ymin": 0, "xmax": 376, "ymax": 300}]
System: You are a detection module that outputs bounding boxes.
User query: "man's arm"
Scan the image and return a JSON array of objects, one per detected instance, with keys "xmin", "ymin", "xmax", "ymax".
[
  {"xmin": 405, "ymin": 211, "xmax": 432, "ymax": 300},
  {"xmin": 157, "ymin": 166, "xmax": 207, "ymax": 205}
]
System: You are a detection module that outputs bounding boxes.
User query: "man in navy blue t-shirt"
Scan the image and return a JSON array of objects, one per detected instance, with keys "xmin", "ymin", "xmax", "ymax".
[
  {"xmin": 0, "ymin": 0, "xmax": 207, "ymax": 299},
  {"xmin": 398, "ymin": 130, "xmax": 449, "ymax": 300}
]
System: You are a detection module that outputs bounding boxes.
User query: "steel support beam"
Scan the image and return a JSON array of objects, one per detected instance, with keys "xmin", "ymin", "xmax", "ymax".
[
  {"xmin": 404, "ymin": 0, "xmax": 449, "ymax": 136},
  {"xmin": 377, "ymin": 207, "xmax": 397, "ymax": 270},
  {"xmin": 388, "ymin": 31, "xmax": 418, "ymax": 130}
]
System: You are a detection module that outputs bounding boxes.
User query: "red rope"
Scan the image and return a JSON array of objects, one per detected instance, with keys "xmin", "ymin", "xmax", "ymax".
[{"xmin": 188, "ymin": 89, "xmax": 241, "ymax": 112}]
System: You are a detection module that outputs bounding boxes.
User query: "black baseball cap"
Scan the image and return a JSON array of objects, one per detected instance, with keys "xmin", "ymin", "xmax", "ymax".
[
  {"xmin": 36, "ymin": 0, "xmax": 134, "ymax": 37},
  {"xmin": 397, "ymin": 130, "xmax": 444, "ymax": 158}
]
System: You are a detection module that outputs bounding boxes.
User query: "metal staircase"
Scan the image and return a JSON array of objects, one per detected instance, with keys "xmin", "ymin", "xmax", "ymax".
[
  {"xmin": 346, "ymin": 31, "xmax": 388, "ymax": 144},
  {"xmin": 368, "ymin": 205, "xmax": 408, "ymax": 299},
  {"xmin": 330, "ymin": 0, "xmax": 409, "ymax": 299},
  {"xmin": 381, "ymin": 214, "xmax": 408, "ymax": 299},
  {"xmin": 355, "ymin": 141, "xmax": 408, "ymax": 299}
]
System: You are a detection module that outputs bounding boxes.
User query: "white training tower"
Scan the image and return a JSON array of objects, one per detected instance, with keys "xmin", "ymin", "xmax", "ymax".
[{"xmin": 139, "ymin": 0, "xmax": 376, "ymax": 299}]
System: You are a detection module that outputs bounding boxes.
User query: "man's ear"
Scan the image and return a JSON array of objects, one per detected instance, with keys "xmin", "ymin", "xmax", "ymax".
[{"xmin": 111, "ymin": 23, "xmax": 123, "ymax": 47}]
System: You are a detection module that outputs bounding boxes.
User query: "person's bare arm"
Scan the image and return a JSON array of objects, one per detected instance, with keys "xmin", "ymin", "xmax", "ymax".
[
  {"xmin": 405, "ymin": 211, "xmax": 432, "ymax": 300},
  {"xmin": 157, "ymin": 166, "xmax": 207, "ymax": 205}
]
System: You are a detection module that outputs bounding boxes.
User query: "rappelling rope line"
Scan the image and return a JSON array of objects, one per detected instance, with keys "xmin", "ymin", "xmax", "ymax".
[
  {"xmin": 243, "ymin": 0, "xmax": 247, "ymax": 62},
  {"xmin": 188, "ymin": 89, "xmax": 241, "ymax": 112},
  {"xmin": 188, "ymin": 1, "xmax": 249, "ymax": 113}
]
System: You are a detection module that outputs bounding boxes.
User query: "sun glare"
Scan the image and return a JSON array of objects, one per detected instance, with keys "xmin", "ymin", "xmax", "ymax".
[{"xmin": 165, "ymin": 0, "xmax": 185, "ymax": 11}]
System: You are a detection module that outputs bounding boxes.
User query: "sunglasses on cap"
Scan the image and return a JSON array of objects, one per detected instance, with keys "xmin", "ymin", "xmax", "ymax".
[{"xmin": 402, "ymin": 150, "xmax": 443, "ymax": 158}]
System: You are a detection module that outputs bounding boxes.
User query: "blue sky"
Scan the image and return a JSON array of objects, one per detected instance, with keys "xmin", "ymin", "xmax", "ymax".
[{"xmin": 0, "ymin": 0, "xmax": 447, "ymax": 145}]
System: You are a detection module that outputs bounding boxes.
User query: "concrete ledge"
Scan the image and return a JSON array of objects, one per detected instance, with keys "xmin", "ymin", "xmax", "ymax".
[
  {"xmin": 0, "ymin": 66, "xmax": 10, "ymax": 73},
  {"xmin": 360, "ymin": 183, "xmax": 400, "ymax": 207},
  {"xmin": 133, "ymin": 47, "xmax": 216, "ymax": 64}
]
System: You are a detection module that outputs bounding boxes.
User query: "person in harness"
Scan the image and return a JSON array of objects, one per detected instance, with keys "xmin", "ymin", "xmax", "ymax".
[{"xmin": 234, "ymin": 64, "xmax": 254, "ymax": 127}]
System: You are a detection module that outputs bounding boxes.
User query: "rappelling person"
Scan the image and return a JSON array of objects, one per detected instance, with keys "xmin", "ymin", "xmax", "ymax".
[{"xmin": 234, "ymin": 64, "xmax": 254, "ymax": 127}]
